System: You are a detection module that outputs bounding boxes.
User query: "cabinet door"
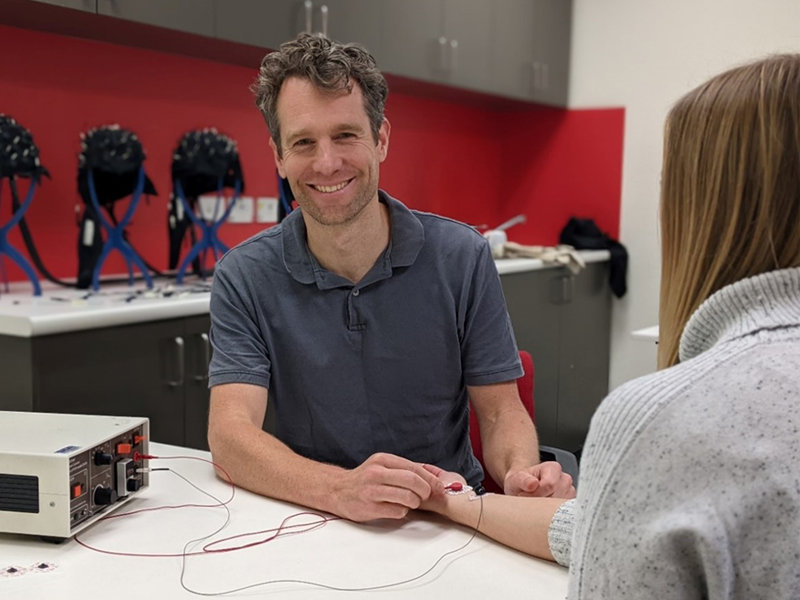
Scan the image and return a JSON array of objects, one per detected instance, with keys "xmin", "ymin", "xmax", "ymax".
[
  {"xmin": 500, "ymin": 269, "xmax": 562, "ymax": 447},
  {"xmin": 315, "ymin": 0, "xmax": 383, "ymax": 59},
  {"xmin": 381, "ymin": 0, "xmax": 444, "ymax": 83},
  {"xmin": 531, "ymin": 0, "xmax": 571, "ymax": 106},
  {"xmin": 97, "ymin": 0, "xmax": 214, "ymax": 36},
  {"xmin": 0, "ymin": 336, "xmax": 34, "ymax": 412},
  {"xmin": 183, "ymin": 315, "xmax": 212, "ymax": 451},
  {"xmin": 492, "ymin": 0, "xmax": 537, "ymax": 100},
  {"xmin": 28, "ymin": 0, "xmax": 96, "ymax": 11},
  {"xmin": 557, "ymin": 262, "xmax": 611, "ymax": 451},
  {"xmin": 32, "ymin": 319, "xmax": 187, "ymax": 446},
  {"xmin": 442, "ymin": 0, "xmax": 492, "ymax": 91},
  {"xmin": 215, "ymin": 0, "xmax": 305, "ymax": 49}
]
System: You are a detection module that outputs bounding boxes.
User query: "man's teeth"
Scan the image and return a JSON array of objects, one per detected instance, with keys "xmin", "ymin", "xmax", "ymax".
[{"xmin": 313, "ymin": 181, "xmax": 349, "ymax": 193}]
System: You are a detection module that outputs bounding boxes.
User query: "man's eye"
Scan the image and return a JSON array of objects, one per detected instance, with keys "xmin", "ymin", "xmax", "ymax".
[
  {"xmin": 295, "ymin": 139, "xmax": 313, "ymax": 147},
  {"xmin": 336, "ymin": 132, "xmax": 355, "ymax": 140}
]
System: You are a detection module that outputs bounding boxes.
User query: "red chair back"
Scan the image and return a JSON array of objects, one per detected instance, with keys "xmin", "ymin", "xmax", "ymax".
[{"xmin": 468, "ymin": 350, "xmax": 535, "ymax": 494}]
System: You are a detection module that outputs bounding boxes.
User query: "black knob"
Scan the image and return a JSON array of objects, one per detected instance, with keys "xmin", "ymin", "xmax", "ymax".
[
  {"xmin": 127, "ymin": 479, "xmax": 142, "ymax": 493},
  {"xmin": 94, "ymin": 452, "xmax": 113, "ymax": 466},
  {"xmin": 94, "ymin": 487, "xmax": 118, "ymax": 505}
]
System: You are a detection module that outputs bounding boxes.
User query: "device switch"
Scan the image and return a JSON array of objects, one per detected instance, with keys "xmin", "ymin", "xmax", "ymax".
[
  {"xmin": 72, "ymin": 484, "xmax": 82, "ymax": 499},
  {"xmin": 133, "ymin": 435, "xmax": 146, "ymax": 445},
  {"xmin": 116, "ymin": 459, "xmax": 133, "ymax": 497},
  {"xmin": 116, "ymin": 443, "xmax": 132, "ymax": 455},
  {"xmin": 94, "ymin": 487, "xmax": 118, "ymax": 506},
  {"xmin": 94, "ymin": 452, "xmax": 113, "ymax": 466}
]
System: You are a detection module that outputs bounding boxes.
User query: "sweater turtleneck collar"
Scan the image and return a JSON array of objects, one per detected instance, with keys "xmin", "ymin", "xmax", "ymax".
[{"xmin": 679, "ymin": 267, "xmax": 800, "ymax": 362}]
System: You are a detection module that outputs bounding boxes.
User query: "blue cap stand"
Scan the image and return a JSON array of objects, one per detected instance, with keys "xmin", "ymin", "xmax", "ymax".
[
  {"xmin": 87, "ymin": 165, "xmax": 153, "ymax": 291},
  {"xmin": 0, "ymin": 177, "xmax": 42, "ymax": 296},
  {"xmin": 174, "ymin": 177, "xmax": 241, "ymax": 285}
]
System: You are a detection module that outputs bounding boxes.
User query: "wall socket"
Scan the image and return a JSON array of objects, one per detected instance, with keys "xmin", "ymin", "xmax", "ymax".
[
  {"xmin": 256, "ymin": 197, "xmax": 279, "ymax": 223},
  {"xmin": 228, "ymin": 196, "xmax": 254, "ymax": 223},
  {"xmin": 198, "ymin": 194, "xmax": 226, "ymax": 221}
]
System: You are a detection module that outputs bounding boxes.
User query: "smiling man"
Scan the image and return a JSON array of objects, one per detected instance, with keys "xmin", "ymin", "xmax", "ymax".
[{"xmin": 206, "ymin": 33, "xmax": 574, "ymax": 523}]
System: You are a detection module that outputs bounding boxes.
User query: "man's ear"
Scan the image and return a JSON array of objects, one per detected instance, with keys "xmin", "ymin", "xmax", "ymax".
[
  {"xmin": 269, "ymin": 137, "xmax": 287, "ymax": 178},
  {"xmin": 377, "ymin": 118, "xmax": 391, "ymax": 163}
]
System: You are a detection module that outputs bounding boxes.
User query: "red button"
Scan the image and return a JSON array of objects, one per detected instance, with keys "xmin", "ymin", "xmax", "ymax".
[
  {"xmin": 446, "ymin": 482, "xmax": 463, "ymax": 492},
  {"xmin": 117, "ymin": 443, "xmax": 132, "ymax": 454},
  {"xmin": 72, "ymin": 484, "xmax": 82, "ymax": 498}
]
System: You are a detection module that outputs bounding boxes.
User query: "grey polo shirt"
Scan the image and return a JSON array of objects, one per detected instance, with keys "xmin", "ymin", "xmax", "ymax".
[{"xmin": 208, "ymin": 191, "xmax": 522, "ymax": 486}]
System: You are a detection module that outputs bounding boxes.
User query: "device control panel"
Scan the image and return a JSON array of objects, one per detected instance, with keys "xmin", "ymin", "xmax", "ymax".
[{"xmin": 68, "ymin": 427, "xmax": 146, "ymax": 530}]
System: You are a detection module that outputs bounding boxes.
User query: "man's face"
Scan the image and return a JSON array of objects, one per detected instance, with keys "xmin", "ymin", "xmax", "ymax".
[{"xmin": 270, "ymin": 77, "xmax": 390, "ymax": 227}]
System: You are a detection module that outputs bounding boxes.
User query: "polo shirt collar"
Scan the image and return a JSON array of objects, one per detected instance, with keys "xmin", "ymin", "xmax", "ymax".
[{"xmin": 281, "ymin": 190, "xmax": 425, "ymax": 287}]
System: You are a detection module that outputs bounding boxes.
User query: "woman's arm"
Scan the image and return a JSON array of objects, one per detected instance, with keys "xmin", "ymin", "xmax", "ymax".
[{"xmin": 420, "ymin": 465, "xmax": 573, "ymax": 564}]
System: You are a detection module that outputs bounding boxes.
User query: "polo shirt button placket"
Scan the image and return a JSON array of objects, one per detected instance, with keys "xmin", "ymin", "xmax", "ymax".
[{"xmin": 352, "ymin": 289, "xmax": 360, "ymax": 297}]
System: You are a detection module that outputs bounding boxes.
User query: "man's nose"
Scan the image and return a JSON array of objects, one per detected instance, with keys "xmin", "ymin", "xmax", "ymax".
[{"xmin": 312, "ymin": 139, "xmax": 343, "ymax": 175}]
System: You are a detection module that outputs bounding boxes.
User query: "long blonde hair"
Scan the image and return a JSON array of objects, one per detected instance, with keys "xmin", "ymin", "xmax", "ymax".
[{"xmin": 658, "ymin": 55, "xmax": 800, "ymax": 369}]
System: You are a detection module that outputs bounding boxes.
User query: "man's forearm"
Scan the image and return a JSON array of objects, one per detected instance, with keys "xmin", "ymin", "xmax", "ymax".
[
  {"xmin": 481, "ymin": 408, "xmax": 540, "ymax": 485},
  {"xmin": 209, "ymin": 421, "xmax": 345, "ymax": 514}
]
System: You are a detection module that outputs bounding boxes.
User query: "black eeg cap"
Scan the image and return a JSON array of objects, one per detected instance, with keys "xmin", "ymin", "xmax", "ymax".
[
  {"xmin": 77, "ymin": 124, "xmax": 157, "ymax": 205},
  {"xmin": 0, "ymin": 114, "xmax": 50, "ymax": 182}
]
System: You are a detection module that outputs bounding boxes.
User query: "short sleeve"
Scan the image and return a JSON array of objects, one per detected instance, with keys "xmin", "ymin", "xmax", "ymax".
[
  {"xmin": 461, "ymin": 241, "xmax": 523, "ymax": 386},
  {"xmin": 208, "ymin": 262, "xmax": 271, "ymax": 389}
]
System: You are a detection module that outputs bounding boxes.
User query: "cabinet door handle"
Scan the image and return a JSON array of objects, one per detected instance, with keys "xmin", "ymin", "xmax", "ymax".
[
  {"xmin": 561, "ymin": 276, "xmax": 574, "ymax": 304},
  {"xmin": 320, "ymin": 4, "xmax": 328, "ymax": 37},
  {"xmin": 449, "ymin": 39, "xmax": 459, "ymax": 74},
  {"xmin": 438, "ymin": 36, "xmax": 448, "ymax": 71},
  {"xmin": 165, "ymin": 336, "xmax": 185, "ymax": 387},
  {"xmin": 533, "ymin": 62, "xmax": 541, "ymax": 90},
  {"xmin": 304, "ymin": 0, "xmax": 313, "ymax": 34},
  {"xmin": 195, "ymin": 333, "xmax": 210, "ymax": 381}
]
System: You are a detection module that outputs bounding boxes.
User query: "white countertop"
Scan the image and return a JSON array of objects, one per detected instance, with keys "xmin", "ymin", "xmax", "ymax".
[
  {"xmin": 0, "ymin": 280, "xmax": 212, "ymax": 338},
  {"xmin": 0, "ymin": 442, "xmax": 569, "ymax": 600},
  {"xmin": 0, "ymin": 251, "xmax": 610, "ymax": 338},
  {"xmin": 494, "ymin": 249, "xmax": 610, "ymax": 275}
]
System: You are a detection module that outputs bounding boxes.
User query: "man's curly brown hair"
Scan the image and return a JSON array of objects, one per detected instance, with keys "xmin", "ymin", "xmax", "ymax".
[{"xmin": 252, "ymin": 33, "xmax": 388, "ymax": 157}]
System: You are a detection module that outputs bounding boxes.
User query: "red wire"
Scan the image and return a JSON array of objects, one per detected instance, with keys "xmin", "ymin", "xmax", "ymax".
[{"xmin": 74, "ymin": 453, "xmax": 337, "ymax": 558}]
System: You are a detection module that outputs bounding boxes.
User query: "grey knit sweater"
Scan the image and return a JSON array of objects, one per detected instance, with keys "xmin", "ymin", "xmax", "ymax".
[{"xmin": 547, "ymin": 267, "xmax": 800, "ymax": 599}]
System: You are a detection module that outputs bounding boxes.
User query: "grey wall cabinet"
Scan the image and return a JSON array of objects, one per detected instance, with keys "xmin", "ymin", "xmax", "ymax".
[
  {"xmin": 381, "ymin": 0, "xmax": 492, "ymax": 92},
  {"xmin": 530, "ymin": 0, "xmax": 572, "ymax": 106},
  {"xmin": 215, "ymin": 0, "xmax": 382, "ymax": 58},
  {"xmin": 0, "ymin": 315, "xmax": 213, "ymax": 450},
  {"xmin": 491, "ymin": 0, "xmax": 572, "ymax": 105},
  {"xmin": 500, "ymin": 261, "xmax": 611, "ymax": 451},
  {"xmin": 97, "ymin": 0, "xmax": 215, "ymax": 37},
  {"xmin": 28, "ymin": 0, "xmax": 95, "ymax": 11},
  {"xmin": 18, "ymin": 0, "xmax": 572, "ymax": 106}
]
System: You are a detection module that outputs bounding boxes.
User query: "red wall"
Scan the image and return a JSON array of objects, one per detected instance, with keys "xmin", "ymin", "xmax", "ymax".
[{"xmin": 0, "ymin": 24, "xmax": 623, "ymax": 283}]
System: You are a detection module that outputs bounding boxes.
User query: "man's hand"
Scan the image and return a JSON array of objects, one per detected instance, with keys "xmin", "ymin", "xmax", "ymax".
[
  {"xmin": 416, "ymin": 464, "xmax": 467, "ymax": 514},
  {"xmin": 504, "ymin": 462, "xmax": 576, "ymax": 499},
  {"xmin": 332, "ymin": 453, "xmax": 446, "ymax": 522}
]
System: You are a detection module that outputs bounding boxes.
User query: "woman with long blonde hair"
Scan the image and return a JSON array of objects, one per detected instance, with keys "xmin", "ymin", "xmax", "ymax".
[{"xmin": 422, "ymin": 54, "xmax": 800, "ymax": 598}]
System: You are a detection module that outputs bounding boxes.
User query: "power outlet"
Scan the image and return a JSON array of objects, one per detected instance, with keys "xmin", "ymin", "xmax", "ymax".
[
  {"xmin": 228, "ymin": 196, "xmax": 254, "ymax": 223},
  {"xmin": 256, "ymin": 197, "xmax": 279, "ymax": 223},
  {"xmin": 198, "ymin": 195, "xmax": 226, "ymax": 221}
]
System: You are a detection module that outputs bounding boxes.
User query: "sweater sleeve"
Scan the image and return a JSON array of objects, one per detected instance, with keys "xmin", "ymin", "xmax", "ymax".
[{"xmin": 548, "ymin": 498, "xmax": 576, "ymax": 567}]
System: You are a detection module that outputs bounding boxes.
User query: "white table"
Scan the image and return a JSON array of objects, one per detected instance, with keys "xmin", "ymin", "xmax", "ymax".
[{"xmin": 0, "ymin": 443, "xmax": 568, "ymax": 599}]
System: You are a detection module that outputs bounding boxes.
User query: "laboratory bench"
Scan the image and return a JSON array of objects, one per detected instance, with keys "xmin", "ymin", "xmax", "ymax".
[{"xmin": 0, "ymin": 250, "xmax": 611, "ymax": 452}]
